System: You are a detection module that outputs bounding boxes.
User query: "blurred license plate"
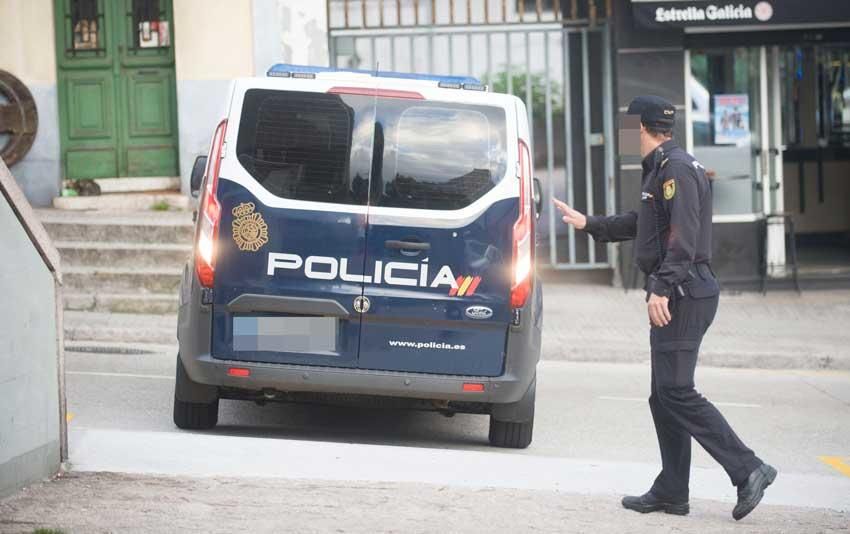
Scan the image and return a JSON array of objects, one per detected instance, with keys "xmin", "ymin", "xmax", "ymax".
[{"xmin": 232, "ymin": 316, "xmax": 337, "ymax": 352}]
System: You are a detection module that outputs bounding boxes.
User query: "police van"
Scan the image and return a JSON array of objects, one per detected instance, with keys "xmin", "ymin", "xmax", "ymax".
[{"xmin": 175, "ymin": 64, "xmax": 543, "ymax": 448}]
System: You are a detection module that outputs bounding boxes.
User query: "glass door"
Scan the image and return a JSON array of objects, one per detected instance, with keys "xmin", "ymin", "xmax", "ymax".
[
  {"xmin": 689, "ymin": 47, "xmax": 763, "ymax": 215},
  {"xmin": 689, "ymin": 46, "xmax": 787, "ymax": 275}
]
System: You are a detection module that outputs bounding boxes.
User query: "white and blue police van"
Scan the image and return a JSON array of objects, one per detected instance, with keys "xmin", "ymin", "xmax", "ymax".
[{"xmin": 175, "ymin": 64, "xmax": 543, "ymax": 448}]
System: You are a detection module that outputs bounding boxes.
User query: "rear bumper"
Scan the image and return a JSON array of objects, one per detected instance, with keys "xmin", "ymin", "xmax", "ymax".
[
  {"xmin": 184, "ymin": 353, "xmax": 533, "ymax": 403},
  {"xmin": 176, "ymin": 264, "xmax": 542, "ymax": 405}
]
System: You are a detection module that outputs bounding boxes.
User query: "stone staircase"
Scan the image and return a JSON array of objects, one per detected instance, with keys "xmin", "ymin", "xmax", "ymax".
[{"xmin": 38, "ymin": 208, "xmax": 194, "ymax": 350}]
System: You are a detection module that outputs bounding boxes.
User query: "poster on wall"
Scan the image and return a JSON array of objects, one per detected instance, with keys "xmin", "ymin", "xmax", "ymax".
[{"xmin": 713, "ymin": 94, "xmax": 750, "ymax": 145}]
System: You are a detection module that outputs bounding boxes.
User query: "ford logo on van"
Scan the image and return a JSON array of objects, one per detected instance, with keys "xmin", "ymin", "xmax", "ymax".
[{"xmin": 465, "ymin": 305, "xmax": 493, "ymax": 320}]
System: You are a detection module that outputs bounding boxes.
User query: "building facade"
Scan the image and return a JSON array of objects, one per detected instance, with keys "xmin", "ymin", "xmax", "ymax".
[{"xmin": 1, "ymin": 0, "xmax": 847, "ymax": 286}]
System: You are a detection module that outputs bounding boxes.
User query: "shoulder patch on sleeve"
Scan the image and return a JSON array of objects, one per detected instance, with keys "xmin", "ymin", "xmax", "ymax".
[{"xmin": 663, "ymin": 178, "xmax": 676, "ymax": 200}]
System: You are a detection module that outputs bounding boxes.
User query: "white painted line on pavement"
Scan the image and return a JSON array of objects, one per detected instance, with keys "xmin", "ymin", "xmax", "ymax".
[
  {"xmin": 69, "ymin": 428, "xmax": 850, "ymax": 511},
  {"xmin": 597, "ymin": 396, "xmax": 761, "ymax": 408},
  {"xmin": 67, "ymin": 371, "xmax": 174, "ymax": 380}
]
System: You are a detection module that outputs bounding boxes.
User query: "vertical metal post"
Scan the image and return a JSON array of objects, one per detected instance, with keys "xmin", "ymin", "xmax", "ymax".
[
  {"xmin": 390, "ymin": 36, "xmax": 396, "ymax": 70},
  {"xmin": 370, "ymin": 37, "xmax": 376, "ymax": 70},
  {"xmin": 506, "ymin": 32, "xmax": 513, "ymax": 95},
  {"xmin": 544, "ymin": 32, "xmax": 556, "ymax": 269},
  {"xmin": 525, "ymin": 32, "xmax": 534, "ymax": 150},
  {"xmin": 467, "ymin": 33, "xmax": 473, "ymax": 76},
  {"xmin": 428, "ymin": 1, "xmax": 435, "ymax": 74},
  {"xmin": 759, "ymin": 45, "xmax": 770, "ymax": 219},
  {"xmin": 581, "ymin": 28, "xmax": 594, "ymax": 264},
  {"xmin": 449, "ymin": 34, "xmax": 455, "ymax": 74},
  {"xmin": 602, "ymin": 25, "xmax": 617, "ymax": 275},
  {"xmin": 768, "ymin": 45, "xmax": 787, "ymax": 273},
  {"xmin": 486, "ymin": 33, "xmax": 493, "ymax": 84},
  {"xmin": 684, "ymin": 49, "xmax": 694, "ymax": 154},
  {"xmin": 563, "ymin": 28, "xmax": 575, "ymax": 264},
  {"xmin": 409, "ymin": 35, "xmax": 415, "ymax": 72}
]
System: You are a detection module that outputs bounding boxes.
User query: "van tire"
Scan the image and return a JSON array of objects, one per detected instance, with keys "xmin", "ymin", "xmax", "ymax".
[
  {"xmin": 173, "ymin": 397, "xmax": 219, "ymax": 430},
  {"xmin": 488, "ymin": 377, "xmax": 535, "ymax": 449},
  {"xmin": 173, "ymin": 355, "xmax": 219, "ymax": 430}
]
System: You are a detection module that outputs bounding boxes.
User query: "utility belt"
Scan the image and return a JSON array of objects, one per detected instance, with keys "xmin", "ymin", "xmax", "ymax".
[{"xmin": 674, "ymin": 262, "xmax": 719, "ymax": 300}]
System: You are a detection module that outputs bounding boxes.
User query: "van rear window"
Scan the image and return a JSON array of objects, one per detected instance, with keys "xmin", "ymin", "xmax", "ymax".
[
  {"xmin": 235, "ymin": 90, "xmax": 374, "ymax": 205},
  {"xmin": 235, "ymin": 89, "xmax": 507, "ymax": 210},
  {"xmin": 375, "ymin": 100, "xmax": 507, "ymax": 211}
]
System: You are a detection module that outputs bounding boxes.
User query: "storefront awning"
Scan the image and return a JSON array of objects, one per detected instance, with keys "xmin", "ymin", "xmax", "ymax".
[{"xmin": 631, "ymin": 0, "xmax": 850, "ymax": 30}]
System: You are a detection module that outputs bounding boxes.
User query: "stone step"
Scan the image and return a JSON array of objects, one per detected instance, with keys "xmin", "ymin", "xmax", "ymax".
[
  {"xmin": 94, "ymin": 177, "xmax": 180, "ymax": 193},
  {"xmin": 65, "ymin": 340, "xmax": 177, "ymax": 355},
  {"xmin": 63, "ymin": 311, "xmax": 177, "ymax": 345},
  {"xmin": 38, "ymin": 209, "xmax": 194, "ymax": 245},
  {"xmin": 53, "ymin": 191, "xmax": 191, "ymax": 211},
  {"xmin": 56, "ymin": 241, "xmax": 192, "ymax": 268},
  {"xmin": 63, "ymin": 266, "xmax": 183, "ymax": 294},
  {"xmin": 64, "ymin": 292, "xmax": 180, "ymax": 314}
]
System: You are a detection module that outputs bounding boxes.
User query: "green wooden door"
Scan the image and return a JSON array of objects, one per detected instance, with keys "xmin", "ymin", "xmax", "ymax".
[{"xmin": 55, "ymin": 0, "xmax": 179, "ymax": 179}]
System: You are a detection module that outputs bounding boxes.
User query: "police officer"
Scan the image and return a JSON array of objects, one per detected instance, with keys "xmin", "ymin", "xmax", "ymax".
[{"xmin": 553, "ymin": 96, "xmax": 776, "ymax": 521}]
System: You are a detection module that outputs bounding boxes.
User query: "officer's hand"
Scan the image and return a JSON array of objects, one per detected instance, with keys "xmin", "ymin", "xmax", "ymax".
[
  {"xmin": 647, "ymin": 293, "xmax": 672, "ymax": 327},
  {"xmin": 552, "ymin": 198, "xmax": 587, "ymax": 230}
]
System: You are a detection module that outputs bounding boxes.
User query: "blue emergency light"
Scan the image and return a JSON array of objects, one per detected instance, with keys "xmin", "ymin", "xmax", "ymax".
[{"xmin": 266, "ymin": 63, "xmax": 482, "ymax": 86}]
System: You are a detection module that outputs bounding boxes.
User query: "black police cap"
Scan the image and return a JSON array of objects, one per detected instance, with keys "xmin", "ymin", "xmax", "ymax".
[{"xmin": 627, "ymin": 95, "xmax": 676, "ymax": 129}]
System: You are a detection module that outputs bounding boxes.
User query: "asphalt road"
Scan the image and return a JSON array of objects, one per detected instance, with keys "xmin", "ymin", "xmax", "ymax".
[{"xmin": 63, "ymin": 349, "xmax": 850, "ymax": 512}]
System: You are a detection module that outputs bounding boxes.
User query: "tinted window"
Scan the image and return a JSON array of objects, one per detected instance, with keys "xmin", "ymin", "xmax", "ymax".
[
  {"xmin": 235, "ymin": 90, "xmax": 374, "ymax": 205},
  {"xmin": 375, "ymin": 100, "xmax": 508, "ymax": 210}
]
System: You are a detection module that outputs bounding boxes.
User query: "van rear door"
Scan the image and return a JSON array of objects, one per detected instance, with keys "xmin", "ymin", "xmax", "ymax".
[
  {"xmin": 210, "ymin": 85, "xmax": 375, "ymax": 368},
  {"xmin": 357, "ymin": 93, "xmax": 517, "ymax": 376}
]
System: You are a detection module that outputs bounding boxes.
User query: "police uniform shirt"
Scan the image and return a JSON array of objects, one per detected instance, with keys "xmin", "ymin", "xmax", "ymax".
[{"xmin": 583, "ymin": 139, "xmax": 713, "ymax": 297}]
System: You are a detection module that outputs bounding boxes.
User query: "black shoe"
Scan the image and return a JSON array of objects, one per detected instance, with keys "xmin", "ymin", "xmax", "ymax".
[
  {"xmin": 622, "ymin": 492, "xmax": 689, "ymax": 515},
  {"xmin": 733, "ymin": 464, "xmax": 778, "ymax": 521}
]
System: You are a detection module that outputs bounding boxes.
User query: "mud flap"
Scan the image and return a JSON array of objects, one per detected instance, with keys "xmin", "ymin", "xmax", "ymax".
[
  {"xmin": 174, "ymin": 354, "xmax": 218, "ymax": 404},
  {"xmin": 490, "ymin": 374, "xmax": 536, "ymax": 423}
]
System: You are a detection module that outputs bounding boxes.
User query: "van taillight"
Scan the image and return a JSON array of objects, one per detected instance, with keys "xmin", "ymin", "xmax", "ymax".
[
  {"xmin": 196, "ymin": 119, "xmax": 228, "ymax": 288},
  {"xmin": 510, "ymin": 139, "xmax": 533, "ymax": 309}
]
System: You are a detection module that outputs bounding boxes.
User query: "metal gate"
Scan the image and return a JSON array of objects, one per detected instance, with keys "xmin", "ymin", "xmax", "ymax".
[{"xmin": 327, "ymin": 0, "xmax": 615, "ymax": 269}]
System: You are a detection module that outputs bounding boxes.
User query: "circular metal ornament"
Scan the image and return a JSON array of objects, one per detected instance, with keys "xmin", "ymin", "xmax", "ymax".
[
  {"xmin": 353, "ymin": 296, "xmax": 371, "ymax": 314},
  {"xmin": 0, "ymin": 70, "xmax": 38, "ymax": 166}
]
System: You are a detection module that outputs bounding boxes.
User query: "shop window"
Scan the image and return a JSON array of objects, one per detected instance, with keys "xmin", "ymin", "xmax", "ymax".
[{"xmin": 780, "ymin": 46, "xmax": 850, "ymax": 149}]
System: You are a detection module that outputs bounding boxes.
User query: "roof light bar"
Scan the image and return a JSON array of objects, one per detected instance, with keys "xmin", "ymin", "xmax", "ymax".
[
  {"xmin": 266, "ymin": 63, "xmax": 481, "ymax": 86},
  {"xmin": 462, "ymin": 83, "xmax": 487, "ymax": 92}
]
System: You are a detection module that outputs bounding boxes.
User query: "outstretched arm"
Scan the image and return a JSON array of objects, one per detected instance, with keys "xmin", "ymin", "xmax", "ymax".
[{"xmin": 552, "ymin": 198, "xmax": 637, "ymax": 243}]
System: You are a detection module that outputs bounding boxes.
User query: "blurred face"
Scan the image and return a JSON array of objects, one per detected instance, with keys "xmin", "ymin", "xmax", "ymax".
[{"xmin": 618, "ymin": 115, "xmax": 641, "ymax": 157}]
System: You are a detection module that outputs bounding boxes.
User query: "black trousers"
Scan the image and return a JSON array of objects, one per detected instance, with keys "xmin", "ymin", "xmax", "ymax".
[{"xmin": 648, "ymin": 285, "xmax": 762, "ymax": 502}]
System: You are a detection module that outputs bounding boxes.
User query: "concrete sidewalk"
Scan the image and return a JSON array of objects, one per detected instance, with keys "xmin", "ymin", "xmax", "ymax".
[
  {"xmin": 543, "ymin": 284, "xmax": 850, "ymax": 370},
  {"xmin": 1, "ymin": 473, "xmax": 847, "ymax": 534}
]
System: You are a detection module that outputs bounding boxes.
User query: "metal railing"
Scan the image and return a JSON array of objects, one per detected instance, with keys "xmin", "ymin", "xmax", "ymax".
[{"xmin": 328, "ymin": 0, "xmax": 615, "ymax": 269}]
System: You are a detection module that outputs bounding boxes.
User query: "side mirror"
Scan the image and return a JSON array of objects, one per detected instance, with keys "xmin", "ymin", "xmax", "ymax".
[
  {"xmin": 190, "ymin": 155, "xmax": 208, "ymax": 197},
  {"xmin": 532, "ymin": 177, "xmax": 543, "ymax": 220}
]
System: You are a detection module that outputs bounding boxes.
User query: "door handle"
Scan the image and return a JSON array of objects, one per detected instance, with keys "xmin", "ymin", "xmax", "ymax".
[{"xmin": 385, "ymin": 240, "xmax": 430, "ymax": 251}]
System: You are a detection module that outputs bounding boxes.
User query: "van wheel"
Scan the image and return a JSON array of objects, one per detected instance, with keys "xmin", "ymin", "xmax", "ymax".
[
  {"xmin": 488, "ymin": 417, "xmax": 534, "ymax": 449},
  {"xmin": 173, "ymin": 355, "xmax": 219, "ymax": 430},
  {"xmin": 488, "ymin": 376, "xmax": 536, "ymax": 449},
  {"xmin": 173, "ymin": 397, "xmax": 219, "ymax": 430}
]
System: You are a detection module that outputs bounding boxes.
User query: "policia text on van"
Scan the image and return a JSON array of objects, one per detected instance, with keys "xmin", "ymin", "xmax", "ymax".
[{"xmin": 174, "ymin": 65, "xmax": 543, "ymax": 449}]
